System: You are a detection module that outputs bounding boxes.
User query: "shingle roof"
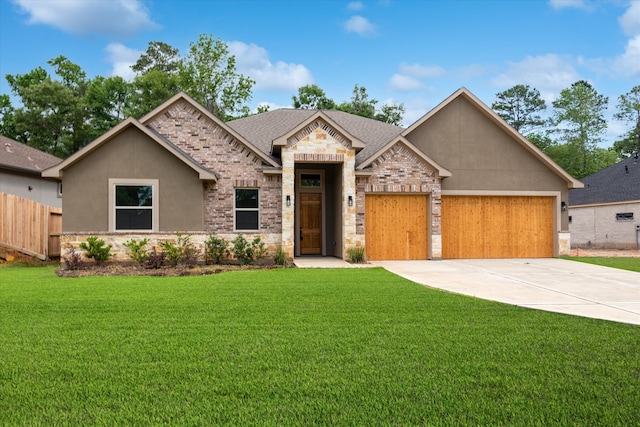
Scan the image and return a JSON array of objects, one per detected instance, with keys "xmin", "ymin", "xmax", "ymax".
[
  {"xmin": 569, "ymin": 155, "xmax": 640, "ymax": 206},
  {"xmin": 226, "ymin": 109, "xmax": 405, "ymax": 166},
  {"xmin": 0, "ymin": 136, "xmax": 62, "ymax": 174}
]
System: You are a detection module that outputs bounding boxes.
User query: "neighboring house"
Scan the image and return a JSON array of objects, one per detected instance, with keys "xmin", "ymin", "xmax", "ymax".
[
  {"xmin": 43, "ymin": 88, "xmax": 582, "ymax": 261},
  {"xmin": 0, "ymin": 136, "xmax": 62, "ymax": 207},
  {"xmin": 569, "ymin": 155, "xmax": 640, "ymax": 249}
]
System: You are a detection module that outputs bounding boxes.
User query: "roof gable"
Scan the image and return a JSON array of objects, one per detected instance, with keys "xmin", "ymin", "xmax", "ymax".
[
  {"xmin": 569, "ymin": 155, "xmax": 640, "ymax": 206},
  {"xmin": 1, "ymin": 136, "xmax": 62, "ymax": 174},
  {"xmin": 403, "ymin": 87, "xmax": 583, "ymax": 189},
  {"xmin": 358, "ymin": 136, "xmax": 451, "ymax": 177},
  {"xmin": 42, "ymin": 118, "xmax": 218, "ymax": 180}
]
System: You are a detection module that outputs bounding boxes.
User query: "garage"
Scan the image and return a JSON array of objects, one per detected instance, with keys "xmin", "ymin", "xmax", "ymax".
[
  {"xmin": 365, "ymin": 194, "xmax": 428, "ymax": 260},
  {"xmin": 441, "ymin": 196, "xmax": 554, "ymax": 259}
]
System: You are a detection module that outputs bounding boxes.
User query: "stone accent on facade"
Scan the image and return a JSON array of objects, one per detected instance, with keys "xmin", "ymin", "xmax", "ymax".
[
  {"xmin": 558, "ymin": 231, "xmax": 571, "ymax": 256},
  {"xmin": 287, "ymin": 119, "xmax": 351, "ymax": 149},
  {"xmin": 61, "ymin": 232, "xmax": 283, "ymax": 263},
  {"xmin": 145, "ymin": 99, "xmax": 282, "ymax": 234}
]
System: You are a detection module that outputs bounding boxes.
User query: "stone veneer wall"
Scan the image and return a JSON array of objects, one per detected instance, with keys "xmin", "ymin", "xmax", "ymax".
[
  {"xmin": 61, "ymin": 232, "xmax": 283, "ymax": 263},
  {"xmin": 282, "ymin": 122, "xmax": 357, "ymax": 259},
  {"xmin": 356, "ymin": 142, "xmax": 442, "ymax": 256},
  {"xmin": 144, "ymin": 100, "xmax": 281, "ymax": 234}
]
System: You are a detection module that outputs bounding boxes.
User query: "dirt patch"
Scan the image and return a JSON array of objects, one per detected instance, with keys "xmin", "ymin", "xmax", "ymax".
[
  {"xmin": 56, "ymin": 262, "xmax": 291, "ymax": 278},
  {"xmin": 570, "ymin": 248, "xmax": 640, "ymax": 258}
]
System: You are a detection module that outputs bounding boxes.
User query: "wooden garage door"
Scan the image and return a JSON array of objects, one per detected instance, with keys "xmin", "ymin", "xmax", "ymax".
[
  {"xmin": 365, "ymin": 194, "xmax": 428, "ymax": 260},
  {"xmin": 441, "ymin": 196, "xmax": 553, "ymax": 259}
]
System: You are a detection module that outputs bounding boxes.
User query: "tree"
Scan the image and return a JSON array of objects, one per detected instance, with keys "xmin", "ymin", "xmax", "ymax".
[
  {"xmin": 132, "ymin": 41, "xmax": 181, "ymax": 75},
  {"xmin": 550, "ymin": 80, "xmax": 609, "ymax": 178},
  {"xmin": 613, "ymin": 85, "xmax": 640, "ymax": 157},
  {"xmin": 492, "ymin": 85, "xmax": 546, "ymax": 134},
  {"xmin": 375, "ymin": 103, "xmax": 405, "ymax": 126},
  {"xmin": 178, "ymin": 34, "xmax": 255, "ymax": 120},
  {"xmin": 338, "ymin": 84, "xmax": 377, "ymax": 118},
  {"xmin": 292, "ymin": 84, "xmax": 336, "ymax": 110},
  {"xmin": 0, "ymin": 94, "xmax": 18, "ymax": 139},
  {"xmin": 85, "ymin": 76, "xmax": 132, "ymax": 137}
]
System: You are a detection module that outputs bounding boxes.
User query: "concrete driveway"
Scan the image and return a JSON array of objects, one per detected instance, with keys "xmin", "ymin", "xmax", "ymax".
[{"xmin": 372, "ymin": 258, "xmax": 640, "ymax": 325}]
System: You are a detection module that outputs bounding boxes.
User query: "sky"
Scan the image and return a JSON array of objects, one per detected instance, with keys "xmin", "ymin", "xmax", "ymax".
[{"xmin": 1, "ymin": 0, "xmax": 639, "ymax": 147}]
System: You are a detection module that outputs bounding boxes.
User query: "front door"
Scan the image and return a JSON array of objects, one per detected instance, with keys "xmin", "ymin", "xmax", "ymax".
[{"xmin": 300, "ymin": 192, "xmax": 322, "ymax": 255}]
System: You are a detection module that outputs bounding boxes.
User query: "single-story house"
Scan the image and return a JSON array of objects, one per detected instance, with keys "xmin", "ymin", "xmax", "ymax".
[
  {"xmin": 569, "ymin": 154, "xmax": 640, "ymax": 249},
  {"xmin": 42, "ymin": 88, "xmax": 582, "ymax": 261},
  {"xmin": 1, "ymin": 136, "xmax": 62, "ymax": 207}
]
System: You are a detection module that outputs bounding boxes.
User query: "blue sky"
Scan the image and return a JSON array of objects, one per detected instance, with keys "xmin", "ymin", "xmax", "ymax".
[{"xmin": 1, "ymin": 0, "xmax": 639, "ymax": 146}]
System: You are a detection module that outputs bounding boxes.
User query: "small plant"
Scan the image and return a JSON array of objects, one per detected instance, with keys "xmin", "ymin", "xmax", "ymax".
[
  {"xmin": 232, "ymin": 234, "xmax": 254, "ymax": 265},
  {"xmin": 143, "ymin": 250, "xmax": 166, "ymax": 269},
  {"xmin": 274, "ymin": 246, "xmax": 288, "ymax": 266},
  {"xmin": 123, "ymin": 238, "xmax": 150, "ymax": 265},
  {"xmin": 79, "ymin": 236, "xmax": 113, "ymax": 264},
  {"xmin": 62, "ymin": 244, "xmax": 83, "ymax": 270},
  {"xmin": 251, "ymin": 237, "xmax": 267, "ymax": 260},
  {"xmin": 347, "ymin": 246, "xmax": 365, "ymax": 264},
  {"xmin": 160, "ymin": 233, "xmax": 198, "ymax": 267},
  {"xmin": 205, "ymin": 234, "xmax": 230, "ymax": 264}
]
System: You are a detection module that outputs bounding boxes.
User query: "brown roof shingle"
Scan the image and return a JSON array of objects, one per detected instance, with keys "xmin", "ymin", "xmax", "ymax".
[{"xmin": 0, "ymin": 136, "xmax": 62, "ymax": 174}]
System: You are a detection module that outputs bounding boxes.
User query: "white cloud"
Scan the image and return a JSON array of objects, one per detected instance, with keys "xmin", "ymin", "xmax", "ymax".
[
  {"xmin": 343, "ymin": 15, "xmax": 376, "ymax": 36},
  {"xmin": 253, "ymin": 101, "xmax": 291, "ymax": 113},
  {"xmin": 619, "ymin": 1, "xmax": 640, "ymax": 37},
  {"xmin": 388, "ymin": 74, "xmax": 425, "ymax": 91},
  {"xmin": 13, "ymin": 0, "xmax": 159, "ymax": 38},
  {"xmin": 105, "ymin": 43, "xmax": 142, "ymax": 81},
  {"xmin": 611, "ymin": 35, "xmax": 640, "ymax": 77},
  {"xmin": 548, "ymin": 0, "xmax": 590, "ymax": 10},
  {"xmin": 347, "ymin": 1, "xmax": 364, "ymax": 11},
  {"xmin": 398, "ymin": 63, "xmax": 446, "ymax": 79},
  {"xmin": 492, "ymin": 54, "xmax": 581, "ymax": 102},
  {"xmin": 229, "ymin": 41, "xmax": 314, "ymax": 91},
  {"xmin": 401, "ymin": 97, "xmax": 432, "ymax": 127}
]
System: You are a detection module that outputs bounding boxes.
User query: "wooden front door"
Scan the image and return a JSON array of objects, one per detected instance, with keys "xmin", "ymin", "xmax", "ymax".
[{"xmin": 300, "ymin": 193, "xmax": 322, "ymax": 255}]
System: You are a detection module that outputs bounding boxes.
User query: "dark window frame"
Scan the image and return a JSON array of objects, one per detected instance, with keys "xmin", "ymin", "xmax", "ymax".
[{"xmin": 234, "ymin": 188, "xmax": 259, "ymax": 231}]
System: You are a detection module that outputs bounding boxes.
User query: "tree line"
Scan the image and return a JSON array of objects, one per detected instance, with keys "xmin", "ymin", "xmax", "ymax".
[
  {"xmin": 0, "ymin": 33, "xmax": 637, "ymax": 179},
  {"xmin": 492, "ymin": 83, "xmax": 640, "ymax": 178}
]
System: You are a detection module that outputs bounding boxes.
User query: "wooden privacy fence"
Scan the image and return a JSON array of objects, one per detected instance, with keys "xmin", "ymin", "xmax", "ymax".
[{"xmin": 0, "ymin": 192, "xmax": 62, "ymax": 260}]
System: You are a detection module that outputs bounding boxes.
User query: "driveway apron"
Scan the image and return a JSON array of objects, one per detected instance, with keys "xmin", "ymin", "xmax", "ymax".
[{"xmin": 372, "ymin": 258, "xmax": 640, "ymax": 325}]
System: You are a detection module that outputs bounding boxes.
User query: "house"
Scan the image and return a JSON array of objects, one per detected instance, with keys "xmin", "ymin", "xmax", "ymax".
[
  {"xmin": 569, "ymin": 154, "xmax": 640, "ymax": 249},
  {"xmin": 42, "ymin": 88, "xmax": 582, "ymax": 261},
  {"xmin": 1, "ymin": 136, "xmax": 62, "ymax": 207}
]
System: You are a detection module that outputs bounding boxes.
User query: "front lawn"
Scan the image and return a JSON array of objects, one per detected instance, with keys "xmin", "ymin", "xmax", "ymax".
[
  {"xmin": 564, "ymin": 256, "xmax": 640, "ymax": 272},
  {"xmin": 1, "ymin": 267, "xmax": 638, "ymax": 425}
]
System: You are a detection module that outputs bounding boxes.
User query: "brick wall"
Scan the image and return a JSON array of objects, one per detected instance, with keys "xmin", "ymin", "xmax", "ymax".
[{"xmin": 145, "ymin": 100, "xmax": 281, "ymax": 234}]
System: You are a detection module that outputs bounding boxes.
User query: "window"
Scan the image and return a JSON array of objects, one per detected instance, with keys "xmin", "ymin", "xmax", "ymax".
[
  {"xmin": 109, "ymin": 179, "xmax": 158, "ymax": 232},
  {"xmin": 300, "ymin": 173, "xmax": 321, "ymax": 187},
  {"xmin": 616, "ymin": 212, "xmax": 634, "ymax": 221},
  {"xmin": 57, "ymin": 182, "xmax": 62, "ymax": 198},
  {"xmin": 235, "ymin": 188, "xmax": 259, "ymax": 230}
]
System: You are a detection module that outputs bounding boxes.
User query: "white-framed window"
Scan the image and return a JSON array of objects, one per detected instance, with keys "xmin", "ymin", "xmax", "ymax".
[
  {"xmin": 235, "ymin": 188, "xmax": 259, "ymax": 231},
  {"xmin": 109, "ymin": 179, "xmax": 158, "ymax": 232}
]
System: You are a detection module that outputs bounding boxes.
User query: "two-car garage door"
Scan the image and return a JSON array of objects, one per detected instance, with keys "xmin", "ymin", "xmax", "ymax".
[{"xmin": 365, "ymin": 194, "xmax": 554, "ymax": 260}]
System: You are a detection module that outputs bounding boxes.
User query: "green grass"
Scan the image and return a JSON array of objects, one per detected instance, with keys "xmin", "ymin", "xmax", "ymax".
[
  {"xmin": 564, "ymin": 256, "xmax": 640, "ymax": 272},
  {"xmin": 1, "ymin": 267, "xmax": 638, "ymax": 426}
]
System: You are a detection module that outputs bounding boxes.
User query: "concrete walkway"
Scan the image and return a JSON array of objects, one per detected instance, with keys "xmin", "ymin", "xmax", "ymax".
[
  {"xmin": 372, "ymin": 259, "xmax": 640, "ymax": 325},
  {"xmin": 294, "ymin": 256, "xmax": 375, "ymax": 268}
]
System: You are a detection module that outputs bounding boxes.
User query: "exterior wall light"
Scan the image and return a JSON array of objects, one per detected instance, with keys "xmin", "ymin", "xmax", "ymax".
[
  {"xmin": 286, "ymin": 195, "xmax": 291, "ymax": 207},
  {"xmin": 348, "ymin": 195, "xmax": 353, "ymax": 207},
  {"xmin": 561, "ymin": 201, "xmax": 567, "ymax": 212}
]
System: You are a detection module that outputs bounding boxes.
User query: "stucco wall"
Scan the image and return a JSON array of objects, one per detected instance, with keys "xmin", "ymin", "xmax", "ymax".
[
  {"xmin": 62, "ymin": 127, "xmax": 204, "ymax": 232},
  {"xmin": 570, "ymin": 202, "xmax": 640, "ymax": 249},
  {"xmin": 0, "ymin": 171, "xmax": 61, "ymax": 207},
  {"xmin": 405, "ymin": 96, "xmax": 571, "ymax": 230},
  {"xmin": 144, "ymin": 100, "xmax": 281, "ymax": 234}
]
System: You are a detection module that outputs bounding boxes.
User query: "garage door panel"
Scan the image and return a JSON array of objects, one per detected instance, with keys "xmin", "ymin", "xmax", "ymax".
[
  {"xmin": 442, "ymin": 196, "xmax": 553, "ymax": 259},
  {"xmin": 365, "ymin": 195, "xmax": 428, "ymax": 260}
]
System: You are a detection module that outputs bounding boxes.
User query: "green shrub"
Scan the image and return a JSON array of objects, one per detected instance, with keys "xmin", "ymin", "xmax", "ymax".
[
  {"xmin": 160, "ymin": 233, "xmax": 198, "ymax": 267},
  {"xmin": 79, "ymin": 236, "xmax": 113, "ymax": 264},
  {"xmin": 251, "ymin": 237, "xmax": 267, "ymax": 259},
  {"xmin": 122, "ymin": 238, "xmax": 150, "ymax": 265},
  {"xmin": 232, "ymin": 234, "xmax": 254, "ymax": 265},
  {"xmin": 274, "ymin": 246, "xmax": 288, "ymax": 266},
  {"xmin": 205, "ymin": 234, "xmax": 229, "ymax": 264},
  {"xmin": 347, "ymin": 246, "xmax": 365, "ymax": 263}
]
